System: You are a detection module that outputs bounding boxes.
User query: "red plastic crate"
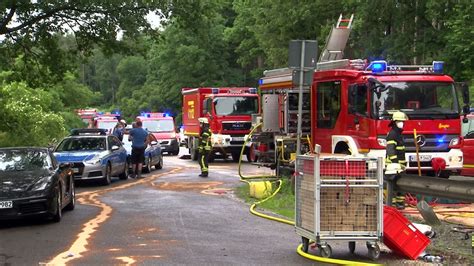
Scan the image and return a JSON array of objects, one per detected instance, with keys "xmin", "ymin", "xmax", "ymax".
[{"xmin": 383, "ymin": 206, "xmax": 430, "ymax": 260}]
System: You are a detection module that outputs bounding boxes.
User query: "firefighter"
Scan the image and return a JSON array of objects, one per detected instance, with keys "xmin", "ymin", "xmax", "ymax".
[
  {"xmin": 198, "ymin": 118, "xmax": 212, "ymax": 177},
  {"xmin": 385, "ymin": 111, "xmax": 408, "ymax": 209}
]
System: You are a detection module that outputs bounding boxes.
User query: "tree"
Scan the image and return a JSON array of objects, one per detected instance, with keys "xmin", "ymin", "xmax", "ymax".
[{"xmin": 0, "ymin": 81, "xmax": 67, "ymax": 147}]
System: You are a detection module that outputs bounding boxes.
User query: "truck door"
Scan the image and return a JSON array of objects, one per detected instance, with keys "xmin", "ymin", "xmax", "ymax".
[
  {"xmin": 347, "ymin": 84, "xmax": 370, "ymax": 149},
  {"xmin": 314, "ymin": 80, "xmax": 341, "ymax": 152}
]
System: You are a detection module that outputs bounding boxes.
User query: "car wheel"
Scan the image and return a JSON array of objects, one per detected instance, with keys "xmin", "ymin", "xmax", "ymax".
[
  {"xmin": 155, "ymin": 156, "xmax": 163, "ymax": 170},
  {"xmin": 101, "ymin": 164, "xmax": 112, "ymax": 186},
  {"xmin": 119, "ymin": 162, "xmax": 128, "ymax": 180},
  {"xmin": 65, "ymin": 179, "xmax": 75, "ymax": 211},
  {"xmin": 52, "ymin": 187, "xmax": 62, "ymax": 223},
  {"xmin": 144, "ymin": 157, "xmax": 152, "ymax": 173},
  {"xmin": 172, "ymin": 149, "xmax": 179, "ymax": 156}
]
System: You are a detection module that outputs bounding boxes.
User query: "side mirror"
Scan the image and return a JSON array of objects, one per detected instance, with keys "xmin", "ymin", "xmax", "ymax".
[
  {"xmin": 463, "ymin": 105, "xmax": 470, "ymax": 115},
  {"xmin": 462, "ymin": 83, "xmax": 470, "ymax": 105},
  {"xmin": 111, "ymin": 145, "xmax": 120, "ymax": 151}
]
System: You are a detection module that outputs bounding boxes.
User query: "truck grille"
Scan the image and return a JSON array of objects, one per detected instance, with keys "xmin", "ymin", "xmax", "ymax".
[
  {"xmin": 222, "ymin": 122, "xmax": 252, "ymax": 131},
  {"xmin": 402, "ymin": 134, "xmax": 457, "ymax": 152}
]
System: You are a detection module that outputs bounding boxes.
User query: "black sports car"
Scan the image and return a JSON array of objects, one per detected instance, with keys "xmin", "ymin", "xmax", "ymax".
[{"xmin": 0, "ymin": 147, "xmax": 75, "ymax": 222}]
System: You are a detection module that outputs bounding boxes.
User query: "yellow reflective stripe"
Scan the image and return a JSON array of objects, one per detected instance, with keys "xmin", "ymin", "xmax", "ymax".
[
  {"xmin": 396, "ymin": 146, "xmax": 405, "ymax": 150},
  {"xmin": 386, "ymin": 159, "xmax": 392, "ymax": 163},
  {"xmin": 389, "ymin": 155, "xmax": 397, "ymax": 159},
  {"xmin": 201, "ymin": 156, "xmax": 208, "ymax": 171},
  {"xmin": 387, "ymin": 140, "xmax": 397, "ymax": 145},
  {"xmin": 464, "ymin": 164, "xmax": 474, "ymax": 168}
]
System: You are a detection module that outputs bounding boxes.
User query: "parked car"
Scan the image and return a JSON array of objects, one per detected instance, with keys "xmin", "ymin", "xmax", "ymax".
[
  {"xmin": 122, "ymin": 132, "xmax": 163, "ymax": 173},
  {"xmin": 0, "ymin": 147, "xmax": 75, "ymax": 222},
  {"xmin": 54, "ymin": 129, "xmax": 128, "ymax": 185}
]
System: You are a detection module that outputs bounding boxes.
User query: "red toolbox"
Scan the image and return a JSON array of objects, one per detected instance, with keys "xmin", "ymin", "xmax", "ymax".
[{"xmin": 383, "ymin": 206, "xmax": 430, "ymax": 260}]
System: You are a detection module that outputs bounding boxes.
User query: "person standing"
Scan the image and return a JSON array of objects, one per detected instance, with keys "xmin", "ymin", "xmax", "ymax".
[
  {"xmin": 112, "ymin": 120, "xmax": 125, "ymax": 141},
  {"xmin": 197, "ymin": 118, "xmax": 212, "ymax": 177},
  {"xmin": 128, "ymin": 120, "xmax": 149, "ymax": 178},
  {"xmin": 385, "ymin": 111, "xmax": 408, "ymax": 209}
]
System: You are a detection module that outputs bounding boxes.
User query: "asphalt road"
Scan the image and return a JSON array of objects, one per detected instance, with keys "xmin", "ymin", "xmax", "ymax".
[
  {"xmin": 0, "ymin": 148, "xmax": 314, "ymax": 265},
  {"xmin": 3, "ymin": 147, "xmax": 469, "ymax": 265}
]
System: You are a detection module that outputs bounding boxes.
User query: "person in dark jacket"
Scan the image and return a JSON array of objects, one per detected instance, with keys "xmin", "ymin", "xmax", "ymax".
[
  {"xmin": 197, "ymin": 118, "xmax": 212, "ymax": 177},
  {"xmin": 385, "ymin": 111, "xmax": 408, "ymax": 209}
]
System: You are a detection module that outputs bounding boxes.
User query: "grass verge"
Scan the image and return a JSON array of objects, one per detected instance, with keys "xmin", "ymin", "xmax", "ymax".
[{"xmin": 235, "ymin": 178, "xmax": 295, "ymax": 220}]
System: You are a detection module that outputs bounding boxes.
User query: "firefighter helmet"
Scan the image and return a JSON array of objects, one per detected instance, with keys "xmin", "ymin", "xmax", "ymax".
[
  {"xmin": 198, "ymin": 117, "xmax": 209, "ymax": 124},
  {"xmin": 391, "ymin": 111, "xmax": 408, "ymax": 121}
]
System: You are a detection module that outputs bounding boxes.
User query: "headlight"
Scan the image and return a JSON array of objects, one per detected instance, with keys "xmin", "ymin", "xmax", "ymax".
[
  {"xmin": 449, "ymin": 137, "xmax": 460, "ymax": 147},
  {"xmin": 31, "ymin": 176, "xmax": 53, "ymax": 191},
  {"xmin": 84, "ymin": 154, "xmax": 101, "ymax": 165},
  {"xmin": 377, "ymin": 138, "xmax": 387, "ymax": 147},
  {"xmin": 212, "ymin": 135, "xmax": 224, "ymax": 145}
]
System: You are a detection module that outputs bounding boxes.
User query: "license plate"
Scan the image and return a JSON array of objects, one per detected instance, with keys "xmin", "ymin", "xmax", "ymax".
[
  {"xmin": 0, "ymin": 201, "xmax": 13, "ymax": 209},
  {"xmin": 233, "ymin": 137, "xmax": 244, "ymax": 141},
  {"xmin": 72, "ymin": 168, "xmax": 79, "ymax": 173},
  {"xmin": 409, "ymin": 155, "xmax": 432, "ymax": 162}
]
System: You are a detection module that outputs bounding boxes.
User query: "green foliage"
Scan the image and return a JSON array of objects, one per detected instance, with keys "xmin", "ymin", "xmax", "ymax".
[{"xmin": 0, "ymin": 82, "xmax": 67, "ymax": 147}]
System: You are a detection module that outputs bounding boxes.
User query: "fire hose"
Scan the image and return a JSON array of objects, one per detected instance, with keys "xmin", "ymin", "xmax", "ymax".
[{"xmin": 237, "ymin": 123, "xmax": 381, "ymax": 265}]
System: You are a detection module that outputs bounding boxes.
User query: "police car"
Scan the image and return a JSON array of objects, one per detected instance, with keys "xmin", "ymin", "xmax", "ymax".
[{"xmin": 54, "ymin": 129, "xmax": 128, "ymax": 185}]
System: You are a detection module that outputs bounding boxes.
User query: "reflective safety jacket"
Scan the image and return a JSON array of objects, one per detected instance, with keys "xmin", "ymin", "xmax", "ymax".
[
  {"xmin": 199, "ymin": 126, "xmax": 212, "ymax": 151},
  {"xmin": 386, "ymin": 126, "xmax": 406, "ymax": 167}
]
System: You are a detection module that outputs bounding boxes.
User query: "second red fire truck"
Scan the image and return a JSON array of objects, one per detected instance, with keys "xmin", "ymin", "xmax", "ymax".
[{"xmin": 182, "ymin": 87, "xmax": 259, "ymax": 162}]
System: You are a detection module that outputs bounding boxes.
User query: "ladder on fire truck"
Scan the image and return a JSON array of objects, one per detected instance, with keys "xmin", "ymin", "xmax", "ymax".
[{"xmin": 319, "ymin": 14, "xmax": 354, "ymax": 62}]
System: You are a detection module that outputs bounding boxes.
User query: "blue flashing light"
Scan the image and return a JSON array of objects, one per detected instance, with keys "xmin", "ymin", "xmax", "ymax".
[
  {"xmin": 258, "ymin": 79, "xmax": 264, "ymax": 85},
  {"xmin": 249, "ymin": 88, "xmax": 257, "ymax": 94},
  {"xmin": 164, "ymin": 113, "xmax": 170, "ymax": 117},
  {"xmin": 211, "ymin": 88, "xmax": 219, "ymax": 94},
  {"xmin": 432, "ymin": 61, "xmax": 444, "ymax": 74},
  {"xmin": 368, "ymin": 60, "xmax": 387, "ymax": 73},
  {"xmin": 436, "ymin": 135, "xmax": 445, "ymax": 143}
]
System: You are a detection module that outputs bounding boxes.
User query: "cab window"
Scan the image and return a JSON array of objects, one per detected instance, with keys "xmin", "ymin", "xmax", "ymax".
[
  {"xmin": 349, "ymin": 84, "xmax": 368, "ymax": 116},
  {"xmin": 317, "ymin": 81, "xmax": 341, "ymax": 128}
]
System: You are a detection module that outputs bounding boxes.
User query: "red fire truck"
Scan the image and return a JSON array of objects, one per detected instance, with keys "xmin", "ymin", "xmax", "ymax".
[
  {"xmin": 76, "ymin": 108, "xmax": 97, "ymax": 127},
  {"xmin": 252, "ymin": 15, "xmax": 470, "ymax": 178},
  {"xmin": 136, "ymin": 112, "xmax": 180, "ymax": 155},
  {"xmin": 182, "ymin": 87, "xmax": 259, "ymax": 161}
]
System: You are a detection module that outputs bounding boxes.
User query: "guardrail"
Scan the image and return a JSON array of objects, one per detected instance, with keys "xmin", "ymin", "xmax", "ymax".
[{"xmin": 394, "ymin": 174, "xmax": 474, "ymax": 203}]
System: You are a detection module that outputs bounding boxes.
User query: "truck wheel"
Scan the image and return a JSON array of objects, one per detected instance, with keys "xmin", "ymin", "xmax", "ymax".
[
  {"xmin": 191, "ymin": 148, "xmax": 198, "ymax": 161},
  {"xmin": 438, "ymin": 170, "xmax": 450, "ymax": 179},
  {"xmin": 231, "ymin": 152, "xmax": 240, "ymax": 162},
  {"xmin": 247, "ymin": 144, "xmax": 258, "ymax": 162}
]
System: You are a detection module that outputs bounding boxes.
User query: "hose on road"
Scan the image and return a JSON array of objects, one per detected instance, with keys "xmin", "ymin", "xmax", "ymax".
[{"xmin": 238, "ymin": 123, "xmax": 380, "ymax": 265}]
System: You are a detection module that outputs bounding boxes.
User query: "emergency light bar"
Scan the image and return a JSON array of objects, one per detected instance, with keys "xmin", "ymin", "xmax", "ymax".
[
  {"xmin": 70, "ymin": 128, "xmax": 107, "ymax": 136},
  {"xmin": 210, "ymin": 88, "xmax": 257, "ymax": 94},
  {"xmin": 366, "ymin": 60, "xmax": 444, "ymax": 74}
]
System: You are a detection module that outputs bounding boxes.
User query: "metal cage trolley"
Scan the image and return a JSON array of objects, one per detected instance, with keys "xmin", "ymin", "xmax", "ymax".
[{"xmin": 295, "ymin": 154, "xmax": 384, "ymax": 260}]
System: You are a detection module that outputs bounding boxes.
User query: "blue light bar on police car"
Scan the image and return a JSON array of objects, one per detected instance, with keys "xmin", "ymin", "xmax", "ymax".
[
  {"xmin": 366, "ymin": 60, "xmax": 387, "ymax": 73},
  {"xmin": 432, "ymin": 61, "xmax": 444, "ymax": 74}
]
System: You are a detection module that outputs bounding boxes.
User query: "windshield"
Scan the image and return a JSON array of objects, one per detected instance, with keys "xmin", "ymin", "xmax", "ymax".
[
  {"xmin": 372, "ymin": 82, "xmax": 460, "ymax": 119},
  {"xmin": 96, "ymin": 121, "xmax": 117, "ymax": 130},
  {"xmin": 142, "ymin": 120, "xmax": 175, "ymax": 132},
  {"xmin": 56, "ymin": 137, "xmax": 107, "ymax": 151},
  {"xmin": 0, "ymin": 150, "xmax": 50, "ymax": 172},
  {"xmin": 214, "ymin": 96, "xmax": 258, "ymax": 115}
]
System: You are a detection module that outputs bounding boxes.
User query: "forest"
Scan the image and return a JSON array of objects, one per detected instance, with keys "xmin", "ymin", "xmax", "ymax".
[{"xmin": 0, "ymin": 0, "xmax": 472, "ymax": 146}]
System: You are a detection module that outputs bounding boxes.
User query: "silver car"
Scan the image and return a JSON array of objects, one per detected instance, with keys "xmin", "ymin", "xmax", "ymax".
[{"xmin": 54, "ymin": 131, "xmax": 128, "ymax": 185}]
